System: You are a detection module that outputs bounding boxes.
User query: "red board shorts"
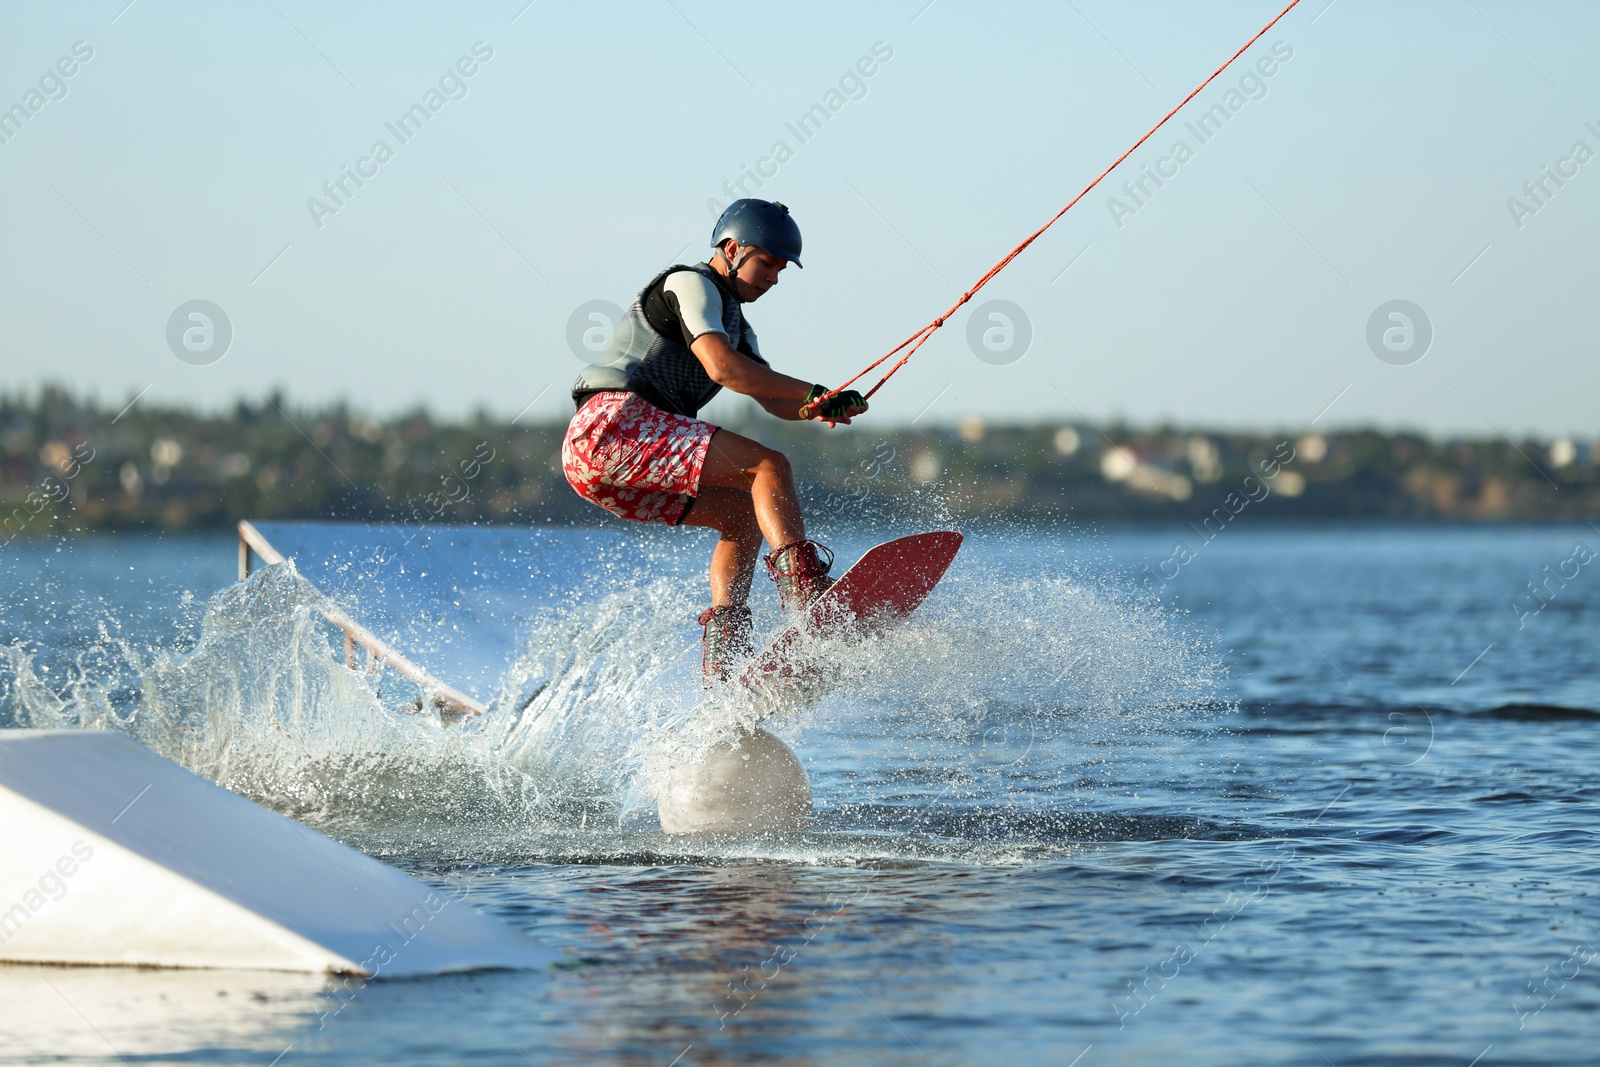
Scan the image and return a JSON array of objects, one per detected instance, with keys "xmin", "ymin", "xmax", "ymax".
[{"xmin": 561, "ymin": 391, "xmax": 716, "ymax": 526}]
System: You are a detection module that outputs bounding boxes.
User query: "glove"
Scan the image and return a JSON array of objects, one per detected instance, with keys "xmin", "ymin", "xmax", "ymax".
[{"xmin": 805, "ymin": 385, "xmax": 868, "ymax": 420}]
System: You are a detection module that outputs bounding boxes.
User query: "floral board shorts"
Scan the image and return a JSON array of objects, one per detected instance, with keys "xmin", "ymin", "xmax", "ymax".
[{"xmin": 561, "ymin": 391, "xmax": 716, "ymax": 526}]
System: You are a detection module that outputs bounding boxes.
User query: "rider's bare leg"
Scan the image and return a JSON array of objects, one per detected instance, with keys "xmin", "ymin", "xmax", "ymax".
[
  {"xmin": 694, "ymin": 429, "xmax": 805, "ymax": 550},
  {"xmin": 691, "ymin": 430, "xmax": 830, "ymax": 614},
  {"xmin": 679, "ymin": 486, "xmax": 763, "ymax": 608}
]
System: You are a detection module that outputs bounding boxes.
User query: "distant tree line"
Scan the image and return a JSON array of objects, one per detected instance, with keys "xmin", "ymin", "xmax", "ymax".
[{"xmin": 2, "ymin": 386, "xmax": 1596, "ymax": 541}]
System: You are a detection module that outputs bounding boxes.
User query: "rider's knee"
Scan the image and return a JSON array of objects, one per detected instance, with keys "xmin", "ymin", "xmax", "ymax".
[{"xmin": 754, "ymin": 448, "xmax": 792, "ymax": 482}]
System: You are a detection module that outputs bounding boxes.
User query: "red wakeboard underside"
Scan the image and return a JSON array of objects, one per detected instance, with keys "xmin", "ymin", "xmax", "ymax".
[{"xmin": 737, "ymin": 531, "xmax": 963, "ymax": 694}]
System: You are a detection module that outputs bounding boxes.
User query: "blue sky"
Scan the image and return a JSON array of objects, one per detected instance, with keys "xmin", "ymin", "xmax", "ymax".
[{"xmin": 2, "ymin": 0, "xmax": 1596, "ymax": 437}]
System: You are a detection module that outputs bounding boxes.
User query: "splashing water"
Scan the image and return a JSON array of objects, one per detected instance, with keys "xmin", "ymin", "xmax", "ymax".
[
  {"xmin": 5, "ymin": 565, "xmax": 540, "ymax": 835},
  {"xmin": 1, "ymin": 542, "xmax": 1230, "ymax": 863}
]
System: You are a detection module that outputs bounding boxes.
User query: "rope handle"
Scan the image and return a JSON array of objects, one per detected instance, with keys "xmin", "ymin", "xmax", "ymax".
[{"xmin": 804, "ymin": 0, "xmax": 1304, "ymax": 419}]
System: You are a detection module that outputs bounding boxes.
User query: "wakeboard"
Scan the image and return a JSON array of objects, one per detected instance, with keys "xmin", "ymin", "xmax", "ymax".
[{"xmin": 735, "ymin": 531, "xmax": 962, "ymax": 700}]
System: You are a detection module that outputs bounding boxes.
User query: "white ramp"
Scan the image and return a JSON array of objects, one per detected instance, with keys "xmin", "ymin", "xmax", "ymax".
[{"xmin": 0, "ymin": 730, "xmax": 558, "ymax": 975}]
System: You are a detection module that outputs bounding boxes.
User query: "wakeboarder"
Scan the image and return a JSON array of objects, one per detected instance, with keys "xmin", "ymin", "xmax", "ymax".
[{"xmin": 562, "ymin": 199, "xmax": 867, "ymax": 683}]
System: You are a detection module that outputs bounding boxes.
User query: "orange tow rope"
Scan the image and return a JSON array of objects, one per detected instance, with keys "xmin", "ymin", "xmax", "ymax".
[{"xmin": 802, "ymin": 0, "xmax": 1304, "ymax": 420}]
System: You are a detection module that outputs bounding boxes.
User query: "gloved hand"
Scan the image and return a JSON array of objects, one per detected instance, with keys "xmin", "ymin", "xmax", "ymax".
[{"xmin": 804, "ymin": 385, "xmax": 868, "ymax": 420}]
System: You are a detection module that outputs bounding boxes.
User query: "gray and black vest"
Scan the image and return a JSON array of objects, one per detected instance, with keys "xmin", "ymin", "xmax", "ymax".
[{"xmin": 571, "ymin": 263, "xmax": 766, "ymax": 418}]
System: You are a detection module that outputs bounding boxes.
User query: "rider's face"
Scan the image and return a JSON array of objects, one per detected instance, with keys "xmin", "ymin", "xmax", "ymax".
[{"xmin": 729, "ymin": 245, "xmax": 788, "ymax": 301}]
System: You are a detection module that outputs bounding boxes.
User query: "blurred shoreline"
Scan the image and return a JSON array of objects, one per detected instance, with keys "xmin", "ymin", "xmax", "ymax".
[{"xmin": 4, "ymin": 387, "xmax": 1598, "ymax": 537}]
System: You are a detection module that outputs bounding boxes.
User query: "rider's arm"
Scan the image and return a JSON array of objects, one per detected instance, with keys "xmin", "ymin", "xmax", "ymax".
[
  {"xmin": 690, "ymin": 335, "xmax": 862, "ymax": 424},
  {"xmin": 690, "ymin": 332, "xmax": 812, "ymax": 406},
  {"xmin": 669, "ymin": 272, "xmax": 863, "ymax": 423},
  {"xmin": 754, "ymin": 395, "xmax": 816, "ymax": 421}
]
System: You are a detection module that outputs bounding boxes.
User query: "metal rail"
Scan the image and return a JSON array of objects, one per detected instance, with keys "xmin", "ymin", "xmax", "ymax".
[{"xmin": 236, "ymin": 520, "xmax": 486, "ymax": 719}]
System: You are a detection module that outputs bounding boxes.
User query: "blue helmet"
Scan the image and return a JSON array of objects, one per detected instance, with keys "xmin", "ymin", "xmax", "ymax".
[{"xmin": 711, "ymin": 199, "xmax": 803, "ymax": 268}]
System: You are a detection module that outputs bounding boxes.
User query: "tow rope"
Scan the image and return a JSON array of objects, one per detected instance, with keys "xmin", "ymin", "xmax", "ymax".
[{"xmin": 801, "ymin": 0, "xmax": 1304, "ymax": 420}]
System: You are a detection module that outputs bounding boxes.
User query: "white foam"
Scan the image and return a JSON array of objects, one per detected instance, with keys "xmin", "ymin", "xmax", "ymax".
[{"xmin": 0, "ymin": 540, "xmax": 1230, "ymax": 864}]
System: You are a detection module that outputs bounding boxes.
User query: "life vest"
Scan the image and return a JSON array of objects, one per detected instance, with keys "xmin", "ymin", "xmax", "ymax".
[{"xmin": 571, "ymin": 263, "xmax": 766, "ymax": 419}]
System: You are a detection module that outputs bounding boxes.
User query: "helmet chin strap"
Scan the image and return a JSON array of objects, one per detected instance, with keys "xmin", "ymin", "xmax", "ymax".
[{"xmin": 717, "ymin": 241, "xmax": 751, "ymax": 301}]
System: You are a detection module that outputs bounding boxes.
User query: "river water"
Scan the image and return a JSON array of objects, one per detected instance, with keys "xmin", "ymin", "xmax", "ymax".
[{"xmin": 0, "ymin": 523, "xmax": 1595, "ymax": 1065}]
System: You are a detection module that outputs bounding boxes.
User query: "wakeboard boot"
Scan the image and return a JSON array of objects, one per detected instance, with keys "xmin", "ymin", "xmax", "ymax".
[
  {"xmin": 765, "ymin": 539, "xmax": 836, "ymax": 612},
  {"xmin": 698, "ymin": 603, "xmax": 754, "ymax": 685}
]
